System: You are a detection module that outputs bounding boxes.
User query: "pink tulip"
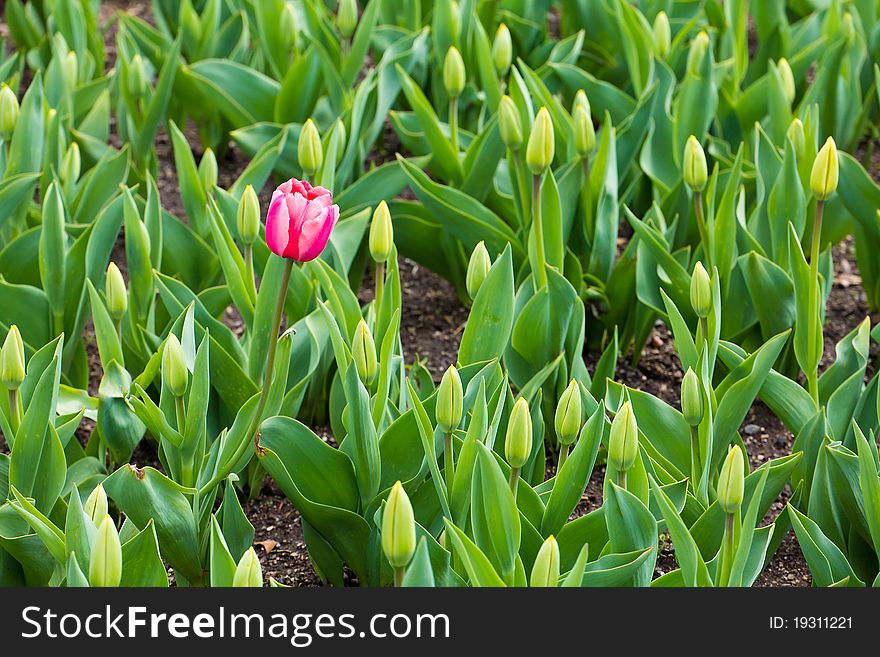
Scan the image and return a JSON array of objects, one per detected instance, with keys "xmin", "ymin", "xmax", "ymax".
[{"xmin": 265, "ymin": 178, "xmax": 339, "ymax": 262}]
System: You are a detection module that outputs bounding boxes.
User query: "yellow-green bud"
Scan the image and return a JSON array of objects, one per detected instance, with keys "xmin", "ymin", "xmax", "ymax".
[
  {"xmin": 382, "ymin": 481, "xmax": 416, "ymax": 569},
  {"xmin": 199, "ymin": 147, "xmax": 218, "ymax": 192},
  {"xmin": 334, "ymin": 118, "xmax": 347, "ymax": 165},
  {"xmin": 89, "ymin": 516, "xmax": 122, "ymax": 587},
  {"xmin": 505, "ymin": 397, "xmax": 533, "ymax": 469},
  {"xmin": 436, "ymin": 365, "xmax": 463, "ymax": 433},
  {"xmin": 84, "ymin": 484, "xmax": 108, "ymax": 527},
  {"xmin": 530, "ymin": 535, "xmax": 560, "ymax": 587},
  {"xmin": 162, "ymin": 333, "xmax": 188, "ymax": 398},
  {"xmin": 608, "ymin": 401, "xmax": 638, "ymax": 473},
  {"xmin": 443, "ymin": 46, "xmax": 466, "ymax": 98},
  {"xmin": 237, "ymin": 184, "xmax": 260, "ymax": 245},
  {"xmin": 466, "ymin": 241, "xmax": 491, "ymax": 299},
  {"xmin": 280, "ymin": 3, "xmax": 297, "ymax": 47},
  {"xmin": 499, "ymin": 95, "xmax": 523, "ymax": 149},
  {"xmin": 687, "ymin": 30, "xmax": 710, "ymax": 75},
  {"xmin": 690, "ymin": 261, "xmax": 712, "ymax": 318},
  {"xmin": 717, "ymin": 446, "xmax": 745, "ymax": 514},
  {"xmin": 573, "ymin": 104, "xmax": 595, "ymax": 158},
  {"xmin": 787, "ymin": 118, "xmax": 805, "ymax": 161},
  {"xmin": 777, "ymin": 58, "xmax": 795, "ymax": 106},
  {"xmin": 62, "ymin": 142, "xmax": 81, "ymax": 186},
  {"xmin": 63, "ymin": 51, "xmax": 79, "ymax": 88},
  {"xmin": 352, "ymin": 319, "xmax": 378, "ymax": 386},
  {"xmin": 128, "ymin": 53, "xmax": 146, "ymax": 98},
  {"xmin": 105, "ymin": 262, "xmax": 128, "ymax": 321},
  {"xmin": 0, "ymin": 84, "xmax": 20, "ymax": 141},
  {"xmin": 369, "ymin": 200, "xmax": 393, "ymax": 264},
  {"xmin": 298, "ymin": 118, "xmax": 323, "ymax": 177},
  {"xmin": 841, "ymin": 12, "xmax": 855, "ymax": 45},
  {"xmin": 683, "ymin": 135, "xmax": 708, "ymax": 192},
  {"xmin": 681, "ymin": 368, "xmax": 703, "ymax": 427},
  {"xmin": 0, "ymin": 325, "xmax": 25, "ymax": 390},
  {"xmin": 336, "ymin": 0, "xmax": 358, "ymax": 39},
  {"xmin": 449, "ymin": 1, "xmax": 461, "ymax": 40},
  {"xmin": 555, "ymin": 380, "xmax": 582, "ymax": 446},
  {"xmin": 233, "ymin": 547, "xmax": 264, "ymax": 587},
  {"xmin": 526, "ymin": 107, "xmax": 555, "ymax": 175},
  {"xmin": 810, "ymin": 136, "xmax": 839, "ymax": 201},
  {"xmin": 492, "ymin": 23, "xmax": 513, "ymax": 76},
  {"xmin": 653, "ymin": 11, "xmax": 671, "ymax": 59}
]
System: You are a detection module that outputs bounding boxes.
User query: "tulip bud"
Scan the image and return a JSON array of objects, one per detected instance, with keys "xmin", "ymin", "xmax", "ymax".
[
  {"xmin": 298, "ymin": 118, "xmax": 323, "ymax": 176},
  {"xmin": 334, "ymin": 118, "xmax": 346, "ymax": 165},
  {"xmin": 555, "ymin": 380, "xmax": 582, "ymax": 446},
  {"xmin": 449, "ymin": 1, "xmax": 461, "ymax": 40},
  {"xmin": 683, "ymin": 135, "xmax": 708, "ymax": 192},
  {"xmin": 0, "ymin": 84, "xmax": 20, "ymax": 141},
  {"xmin": 0, "ymin": 325, "xmax": 25, "ymax": 391},
  {"xmin": 336, "ymin": 0, "xmax": 358, "ymax": 39},
  {"xmin": 466, "ymin": 241, "xmax": 491, "ymax": 299},
  {"xmin": 681, "ymin": 368, "xmax": 703, "ymax": 427},
  {"xmin": 443, "ymin": 46, "xmax": 466, "ymax": 98},
  {"xmin": 530, "ymin": 535, "xmax": 560, "ymax": 587},
  {"xmin": 382, "ymin": 481, "xmax": 416, "ymax": 569},
  {"xmin": 162, "ymin": 333, "xmax": 188, "ymax": 398},
  {"xmin": 232, "ymin": 547, "xmax": 264, "ymax": 587},
  {"xmin": 63, "ymin": 51, "xmax": 79, "ymax": 88},
  {"xmin": 609, "ymin": 401, "xmax": 638, "ymax": 474},
  {"xmin": 492, "ymin": 23, "xmax": 513, "ymax": 76},
  {"xmin": 199, "ymin": 148, "xmax": 218, "ymax": 192},
  {"xmin": 62, "ymin": 142, "xmax": 81, "ymax": 186},
  {"xmin": 89, "ymin": 516, "xmax": 122, "ymax": 587},
  {"xmin": 352, "ymin": 319, "xmax": 378, "ymax": 386},
  {"xmin": 105, "ymin": 262, "xmax": 128, "ymax": 321},
  {"xmin": 653, "ymin": 11, "xmax": 671, "ymax": 59},
  {"xmin": 690, "ymin": 261, "xmax": 712, "ymax": 318},
  {"xmin": 237, "ymin": 184, "xmax": 260, "ymax": 245},
  {"xmin": 505, "ymin": 397, "xmax": 533, "ymax": 469},
  {"xmin": 786, "ymin": 118, "xmax": 805, "ymax": 161},
  {"xmin": 499, "ymin": 95, "xmax": 523, "ymax": 149},
  {"xmin": 84, "ymin": 484, "xmax": 108, "ymax": 527},
  {"xmin": 717, "ymin": 446, "xmax": 745, "ymax": 514},
  {"xmin": 526, "ymin": 107, "xmax": 555, "ymax": 175},
  {"xmin": 436, "ymin": 365, "xmax": 463, "ymax": 433},
  {"xmin": 280, "ymin": 3, "xmax": 297, "ymax": 47},
  {"xmin": 777, "ymin": 58, "xmax": 795, "ymax": 105},
  {"xmin": 841, "ymin": 12, "xmax": 855, "ymax": 44},
  {"xmin": 573, "ymin": 104, "xmax": 595, "ymax": 158},
  {"xmin": 810, "ymin": 137, "xmax": 839, "ymax": 201},
  {"xmin": 128, "ymin": 53, "xmax": 146, "ymax": 98},
  {"xmin": 687, "ymin": 30, "xmax": 709, "ymax": 75},
  {"xmin": 369, "ymin": 200, "xmax": 393, "ymax": 264}
]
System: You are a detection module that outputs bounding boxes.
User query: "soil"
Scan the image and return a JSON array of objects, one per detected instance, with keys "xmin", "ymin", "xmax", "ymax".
[{"xmin": 5, "ymin": 1, "xmax": 877, "ymax": 589}]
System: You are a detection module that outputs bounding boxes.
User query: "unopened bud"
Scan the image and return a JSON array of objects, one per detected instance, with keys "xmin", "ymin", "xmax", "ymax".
[
  {"xmin": 298, "ymin": 118, "xmax": 323, "ymax": 176},
  {"xmin": 62, "ymin": 142, "xmax": 81, "ymax": 185},
  {"xmin": 681, "ymin": 368, "xmax": 703, "ymax": 427},
  {"xmin": 717, "ymin": 446, "xmax": 745, "ymax": 514},
  {"xmin": 555, "ymin": 380, "xmax": 582, "ymax": 446},
  {"xmin": 352, "ymin": 319, "xmax": 378, "ymax": 386},
  {"xmin": 369, "ymin": 200, "xmax": 393, "ymax": 264},
  {"xmin": 89, "ymin": 516, "xmax": 122, "ymax": 587},
  {"xmin": 492, "ymin": 23, "xmax": 513, "ymax": 76},
  {"xmin": 0, "ymin": 325, "xmax": 25, "ymax": 390},
  {"xmin": 526, "ymin": 107, "xmax": 555, "ymax": 175},
  {"xmin": 105, "ymin": 262, "xmax": 128, "ymax": 321},
  {"xmin": 233, "ymin": 547, "xmax": 264, "ymax": 587},
  {"xmin": 382, "ymin": 481, "xmax": 416, "ymax": 569},
  {"xmin": 199, "ymin": 148, "xmax": 218, "ymax": 192},
  {"xmin": 505, "ymin": 397, "xmax": 533, "ymax": 469},
  {"xmin": 608, "ymin": 401, "xmax": 638, "ymax": 474},
  {"xmin": 128, "ymin": 53, "xmax": 146, "ymax": 98},
  {"xmin": 237, "ymin": 184, "xmax": 260, "ymax": 245},
  {"xmin": 683, "ymin": 135, "xmax": 708, "ymax": 192},
  {"xmin": 336, "ymin": 0, "xmax": 358, "ymax": 39},
  {"xmin": 466, "ymin": 241, "xmax": 491, "ymax": 299},
  {"xmin": 0, "ymin": 85, "xmax": 20, "ymax": 140},
  {"xmin": 777, "ymin": 58, "xmax": 795, "ymax": 105},
  {"xmin": 63, "ymin": 51, "xmax": 78, "ymax": 88},
  {"xmin": 84, "ymin": 484, "xmax": 108, "ymax": 527},
  {"xmin": 530, "ymin": 535, "xmax": 560, "ymax": 587},
  {"xmin": 786, "ymin": 118, "xmax": 805, "ymax": 160},
  {"xmin": 810, "ymin": 137, "xmax": 839, "ymax": 201},
  {"xmin": 499, "ymin": 95, "xmax": 523, "ymax": 149},
  {"xmin": 653, "ymin": 11, "xmax": 671, "ymax": 59},
  {"xmin": 443, "ymin": 46, "xmax": 466, "ymax": 98},
  {"xmin": 436, "ymin": 365, "xmax": 463, "ymax": 433},
  {"xmin": 280, "ymin": 3, "xmax": 296, "ymax": 46},
  {"xmin": 687, "ymin": 31, "xmax": 709, "ymax": 75},
  {"xmin": 162, "ymin": 333, "xmax": 188, "ymax": 398},
  {"xmin": 690, "ymin": 261, "xmax": 712, "ymax": 318},
  {"xmin": 573, "ymin": 103, "xmax": 595, "ymax": 158}
]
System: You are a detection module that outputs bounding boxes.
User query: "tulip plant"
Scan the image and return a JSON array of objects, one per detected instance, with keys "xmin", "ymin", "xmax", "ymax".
[{"xmin": 1, "ymin": 0, "xmax": 880, "ymax": 590}]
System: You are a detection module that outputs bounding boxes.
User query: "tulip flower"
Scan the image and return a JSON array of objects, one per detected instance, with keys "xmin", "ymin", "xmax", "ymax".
[
  {"xmin": 493, "ymin": 24, "xmax": 513, "ymax": 77},
  {"xmin": 526, "ymin": 107, "xmax": 555, "ymax": 289},
  {"xmin": 105, "ymin": 262, "xmax": 128, "ymax": 335},
  {"xmin": 653, "ymin": 11, "xmax": 670, "ymax": 59},
  {"xmin": 297, "ymin": 119, "xmax": 324, "ymax": 177},
  {"xmin": 233, "ymin": 547, "xmax": 264, "ymax": 587},
  {"xmin": 716, "ymin": 446, "xmax": 745, "ymax": 586},
  {"xmin": 1, "ymin": 325, "xmax": 25, "ymax": 434},
  {"xmin": 681, "ymin": 368, "xmax": 704, "ymax": 497},
  {"xmin": 555, "ymin": 380, "xmax": 582, "ymax": 466},
  {"xmin": 162, "ymin": 333, "xmax": 188, "ymax": 399},
  {"xmin": 444, "ymin": 46, "xmax": 466, "ymax": 154},
  {"xmin": 505, "ymin": 397, "xmax": 533, "ymax": 494},
  {"xmin": 89, "ymin": 516, "xmax": 122, "ymax": 587},
  {"xmin": 437, "ymin": 365, "xmax": 463, "ymax": 496},
  {"xmin": 777, "ymin": 58, "xmax": 795, "ymax": 106},
  {"xmin": 352, "ymin": 319, "xmax": 377, "ymax": 386},
  {"xmin": 0, "ymin": 84, "xmax": 19, "ymax": 141},
  {"xmin": 336, "ymin": 0, "xmax": 358, "ymax": 40},
  {"xmin": 466, "ymin": 241, "xmax": 491, "ymax": 300},
  {"xmin": 530, "ymin": 536, "xmax": 560, "ymax": 587},
  {"xmin": 369, "ymin": 201, "xmax": 393, "ymax": 309},
  {"xmin": 382, "ymin": 481, "xmax": 416, "ymax": 585},
  {"xmin": 609, "ymin": 401, "xmax": 638, "ymax": 488},
  {"xmin": 238, "ymin": 184, "xmax": 260, "ymax": 295},
  {"xmin": 787, "ymin": 118, "xmax": 805, "ymax": 161}
]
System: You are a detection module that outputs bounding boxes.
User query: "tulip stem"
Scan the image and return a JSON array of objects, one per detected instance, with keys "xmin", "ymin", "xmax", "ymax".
[
  {"xmin": 393, "ymin": 566, "xmax": 405, "ymax": 588},
  {"xmin": 175, "ymin": 395, "xmax": 186, "ymax": 434},
  {"xmin": 618, "ymin": 468, "xmax": 628, "ymax": 491},
  {"xmin": 693, "ymin": 191, "xmax": 711, "ymax": 269},
  {"xmin": 449, "ymin": 96, "xmax": 459, "ymax": 156},
  {"xmin": 374, "ymin": 262, "xmax": 385, "ymax": 312},
  {"xmin": 252, "ymin": 258, "xmax": 293, "ymax": 453},
  {"xmin": 806, "ymin": 200, "xmax": 824, "ymax": 405},
  {"xmin": 689, "ymin": 425, "xmax": 701, "ymax": 497},
  {"xmin": 444, "ymin": 431, "xmax": 455, "ymax": 497},
  {"xmin": 531, "ymin": 174, "xmax": 548, "ymax": 289},
  {"xmin": 244, "ymin": 244, "xmax": 256, "ymax": 298},
  {"xmin": 508, "ymin": 467, "xmax": 521, "ymax": 497},
  {"xmin": 697, "ymin": 316, "xmax": 709, "ymax": 356},
  {"xmin": 580, "ymin": 159, "xmax": 593, "ymax": 243},
  {"xmin": 557, "ymin": 444, "xmax": 569, "ymax": 471},
  {"xmin": 717, "ymin": 512, "xmax": 737, "ymax": 587},
  {"xmin": 7, "ymin": 389, "xmax": 20, "ymax": 437}
]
